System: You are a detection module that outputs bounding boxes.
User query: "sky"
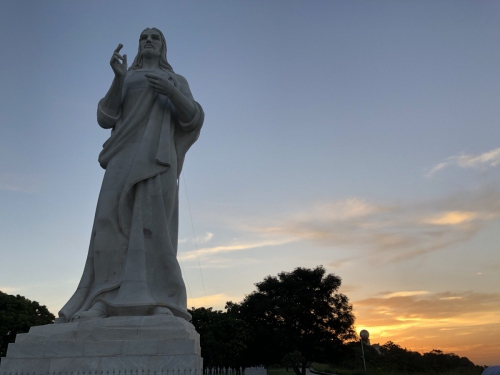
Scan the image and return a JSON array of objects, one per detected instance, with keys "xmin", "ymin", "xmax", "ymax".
[{"xmin": 0, "ymin": 0, "xmax": 499, "ymax": 367}]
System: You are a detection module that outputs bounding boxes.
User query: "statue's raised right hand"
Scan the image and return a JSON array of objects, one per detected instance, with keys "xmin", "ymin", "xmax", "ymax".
[{"xmin": 110, "ymin": 44, "xmax": 127, "ymax": 78}]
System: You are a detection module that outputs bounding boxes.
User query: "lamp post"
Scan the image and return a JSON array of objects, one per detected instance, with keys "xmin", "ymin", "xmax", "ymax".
[{"xmin": 360, "ymin": 330, "xmax": 369, "ymax": 372}]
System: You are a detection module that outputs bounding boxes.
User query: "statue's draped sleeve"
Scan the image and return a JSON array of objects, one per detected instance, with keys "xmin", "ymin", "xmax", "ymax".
[
  {"xmin": 97, "ymin": 101, "xmax": 121, "ymax": 129},
  {"xmin": 171, "ymin": 74, "xmax": 204, "ymax": 177}
]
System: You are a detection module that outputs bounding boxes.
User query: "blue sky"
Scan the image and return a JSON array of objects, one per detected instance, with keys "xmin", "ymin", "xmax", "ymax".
[{"xmin": 0, "ymin": 0, "xmax": 499, "ymax": 366}]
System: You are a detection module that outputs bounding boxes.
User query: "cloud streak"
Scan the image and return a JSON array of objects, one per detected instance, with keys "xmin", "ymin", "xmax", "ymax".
[
  {"xmin": 247, "ymin": 187, "xmax": 500, "ymax": 264},
  {"xmin": 423, "ymin": 211, "xmax": 477, "ymax": 225},
  {"xmin": 427, "ymin": 147, "xmax": 500, "ymax": 176},
  {"xmin": 0, "ymin": 286, "xmax": 20, "ymax": 293},
  {"xmin": 199, "ymin": 232, "xmax": 214, "ymax": 243},
  {"xmin": 179, "ymin": 166, "xmax": 499, "ymax": 269},
  {"xmin": 0, "ymin": 173, "xmax": 43, "ymax": 193},
  {"xmin": 187, "ymin": 293, "xmax": 238, "ymax": 310},
  {"xmin": 179, "ymin": 238, "xmax": 296, "ymax": 261}
]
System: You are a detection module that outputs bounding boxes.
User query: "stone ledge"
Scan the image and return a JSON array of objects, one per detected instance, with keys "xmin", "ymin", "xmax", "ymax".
[
  {"xmin": 0, "ymin": 354, "xmax": 201, "ymax": 373},
  {"xmin": 6, "ymin": 339, "xmax": 198, "ymax": 359},
  {"xmin": 0, "ymin": 316, "xmax": 202, "ymax": 374}
]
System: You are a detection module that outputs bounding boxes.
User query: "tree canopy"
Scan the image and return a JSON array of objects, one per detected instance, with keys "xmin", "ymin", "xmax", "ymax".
[
  {"xmin": 189, "ymin": 307, "xmax": 252, "ymax": 368},
  {"xmin": 0, "ymin": 291, "xmax": 55, "ymax": 357},
  {"xmin": 226, "ymin": 266, "xmax": 356, "ymax": 374}
]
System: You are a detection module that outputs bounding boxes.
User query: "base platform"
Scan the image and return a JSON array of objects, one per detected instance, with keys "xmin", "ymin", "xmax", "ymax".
[{"xmin": 0, "ymin": 315, "xmax": 202, "ymax": 375}]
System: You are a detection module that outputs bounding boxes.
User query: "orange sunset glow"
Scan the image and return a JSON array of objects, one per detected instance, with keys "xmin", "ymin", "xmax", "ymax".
[{"xmin": 354, "ymin": 291, "xmax": 500, "ymax": 365}]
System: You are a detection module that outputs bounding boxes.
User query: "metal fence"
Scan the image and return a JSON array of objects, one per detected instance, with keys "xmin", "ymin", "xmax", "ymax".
[
  {"xmin": 1, "ymin": 370, "xmax": 199, "ymax": 375},
  {"xmin": 203, "ymin": 367, "xmax": 266, "ymax": 375},
  {"xmin": 1, "ymin": 366, "xmax": 267, "ymax": 375}
]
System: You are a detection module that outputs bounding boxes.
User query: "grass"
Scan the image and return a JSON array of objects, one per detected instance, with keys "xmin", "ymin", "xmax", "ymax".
[
  {"xmin": 268, "ymin": 364, "xmax": 483, "ymax": 375},
  {"xmin": 310, "ymin": 363, "xmax": 483, "ymax": 375},
  {"xmin": 268, "ymin": 368, "xmax": 295, "ymax": 375}
]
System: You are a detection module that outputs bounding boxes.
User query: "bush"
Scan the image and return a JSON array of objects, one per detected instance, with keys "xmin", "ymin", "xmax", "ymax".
[{"xmin": 0, "ymin": 291, "xmax": 55, "ymax": 357}]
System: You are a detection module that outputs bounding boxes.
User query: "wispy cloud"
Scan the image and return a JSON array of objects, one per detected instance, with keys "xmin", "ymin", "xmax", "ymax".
[
  {"xmin": 187, "ymin": 293, "xmax": 240, "ymax": 310},
  {"xmin": 179, "ymin": 238, "xmax": 296, "ymax": 261},
  {"xmin": 338, "ymin": 284, "xmax": 360, "ymax": 293},
  {"xmin": 248, "ymin": 188, "xmax": 500, "ymax": 264},
  {"xmin": 423, "ymin": 211, "xmax": 477, "ymax": 225},
  {"xmin": 427, "ymin": 147, "xmax": 500, "ymax": 176},
  {"xmin": 0, "ymin": 286, "xmax": 20, "ymax": 293},
  {"xmin": 381, "ymin": 290, "xmax": 431, "ymax": 298},
  {"xmin": 179, "ymin": 182, "xmax": 499, "ymax": 275},
  {"xmin": 179, "ymin": 232, "xmax": 214, "ymax": 245},
  {"xmin": 329, "ymin": 258, "xmax": 353, "ymax": 268},
  {"xmin": 0, "ymin": 173, "xmax": 43, "ymax": 193},
  {"xmin": 199, "ymin": 232, "xmax": 214, "ymax": 243}
]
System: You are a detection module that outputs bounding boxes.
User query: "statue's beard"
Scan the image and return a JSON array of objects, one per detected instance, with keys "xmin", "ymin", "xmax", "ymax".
[{"xmin": 141, "ymin": 48, "xmax": 161, "ymax": 58}]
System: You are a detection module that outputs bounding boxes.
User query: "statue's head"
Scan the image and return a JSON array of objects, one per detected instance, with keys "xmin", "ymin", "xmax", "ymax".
[{"xmin": 129, "ymin": 28, "xmax": 174, "ymax": 72}]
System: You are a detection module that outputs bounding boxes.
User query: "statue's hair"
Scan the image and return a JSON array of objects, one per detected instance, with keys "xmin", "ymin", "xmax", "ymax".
[{"xmin": 129, "ymin": 27, "xmax": 174, "ymax": 73}]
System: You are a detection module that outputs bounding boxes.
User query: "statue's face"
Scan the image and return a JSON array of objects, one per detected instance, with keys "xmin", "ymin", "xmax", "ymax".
[{"xmin": 139, "ymin": 29, "xmax": 162, "ymax": 55}]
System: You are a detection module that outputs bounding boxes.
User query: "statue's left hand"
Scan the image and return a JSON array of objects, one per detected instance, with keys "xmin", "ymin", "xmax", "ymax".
[{"xmin": 145, "ymin": 74, "xmax": 175, "ymax": 97}]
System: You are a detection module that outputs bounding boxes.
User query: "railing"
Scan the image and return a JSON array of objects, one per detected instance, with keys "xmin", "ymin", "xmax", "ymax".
[
  {"xmin": 204, "ymin": 369, "xmax": 242, "ymax": 375},
  {"xmin": 203, "ymin": 367, "xmax": 266, "ymax": 375},
  {"xmin": 1, "ymin": 367, "xmax": 267, "ymax": 375},
  {"xmin": 1, "ymin": 370, "xmax": 198, "ymax": 375}
]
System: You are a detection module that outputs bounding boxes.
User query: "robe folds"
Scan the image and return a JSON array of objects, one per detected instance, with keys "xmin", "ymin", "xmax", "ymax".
[{"xmin": 58, "ymin": 69, "xmax": 203, "ymax": 322}]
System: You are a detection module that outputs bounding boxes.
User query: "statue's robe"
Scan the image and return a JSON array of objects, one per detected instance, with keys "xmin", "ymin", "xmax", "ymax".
[{"xmin": 59, "ymin": 69, "xmax": 203, "ymax": 322}]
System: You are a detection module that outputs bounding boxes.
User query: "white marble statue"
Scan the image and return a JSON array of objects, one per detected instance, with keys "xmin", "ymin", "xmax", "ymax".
[
  {"xmin": 57, "ymin": 27, "xmax": 204, "ymax": 323},
  {"xmin": 0, "ymin": 28, "xmax": 204, "ymax": 374}
]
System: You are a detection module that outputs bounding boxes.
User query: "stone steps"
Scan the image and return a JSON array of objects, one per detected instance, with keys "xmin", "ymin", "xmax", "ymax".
[
  {"xmin": 7, "ymin": 338, "xmax": 199, "ymax": 358},
  {"xmin": 0, "ymin": 354, "xmax": 201, "ymax": 374},
  {"xmin": 0, "ymin": 315, "xmax": 202, "ymax": 374}
]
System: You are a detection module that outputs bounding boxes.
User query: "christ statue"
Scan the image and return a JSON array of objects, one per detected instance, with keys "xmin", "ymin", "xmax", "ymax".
[{"xmin": 56, "ymin": 28, "xmax": 203, "ymax": 323}]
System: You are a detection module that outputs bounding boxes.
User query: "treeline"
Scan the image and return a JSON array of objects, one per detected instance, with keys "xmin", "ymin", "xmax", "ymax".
[
  {"xmin": 0, "ymin": 267, "xmax": 484, "ymax": 374},
  {"xmin": 189, "ymin": 306, "xmax": 483, "ymax": 374},
  {"xmin": 189, "ymin": 267, "xmax": 483, "ymax": 374},
  {"xmin": 0, "ymin": 291, "xmax": 55, "ymax": 357},
  {"xmin": 190, "ymin": 266, "xmax": 356, "ymax": 374},
  {"xmin": 336, "ymin": 341, "xmax": 484, "ymax": 374}
]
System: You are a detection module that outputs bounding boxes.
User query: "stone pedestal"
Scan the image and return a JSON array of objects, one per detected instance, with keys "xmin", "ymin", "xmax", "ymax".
[{"xmin": 0, "ymin": 315, "xmax": 202, "ymax": 375}]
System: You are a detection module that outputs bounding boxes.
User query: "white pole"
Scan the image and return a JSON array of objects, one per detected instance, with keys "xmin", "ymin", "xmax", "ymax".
[{"xmin": 360, "ymin": 338, "xmax": 366, "ymax": 371}]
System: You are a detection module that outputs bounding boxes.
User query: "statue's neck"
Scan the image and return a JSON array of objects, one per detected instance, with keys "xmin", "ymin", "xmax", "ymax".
[{"xmin": 141, "ymin": 56, "xmax": 160, "ymax": 70}]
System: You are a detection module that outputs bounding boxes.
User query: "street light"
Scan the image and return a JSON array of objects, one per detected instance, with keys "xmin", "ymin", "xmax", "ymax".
[{"xmin": 359, "ymin": 330, "xmax": 369, "ymax": 372}]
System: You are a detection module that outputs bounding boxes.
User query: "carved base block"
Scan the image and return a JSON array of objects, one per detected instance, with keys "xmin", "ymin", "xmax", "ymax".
[{"xmin": 0, "ymin": 315, "xmax": 202, "ymax": 375}]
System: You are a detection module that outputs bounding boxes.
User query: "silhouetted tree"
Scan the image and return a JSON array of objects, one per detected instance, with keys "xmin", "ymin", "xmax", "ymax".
[
  {"xmin": 282, "ymin": 351, "xmax": 305, "ymax": 372},
  {"xmin": 422, "ymin": 348, "xmax": 481, "ymax": 373},
  {"xmin": 189, "ymin": 307, "xmax": 252, "ymax": 368},
  {"xmin": 0, "ymin": 291, "xmax": 55, "ymax": 357},
  {"xmin": 340, "ymin": 341, "xmax": 483, "ymax": 373},
  {"xmin": 227, "ymin": 266, "xmax": 356, "ymax": 375}
]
